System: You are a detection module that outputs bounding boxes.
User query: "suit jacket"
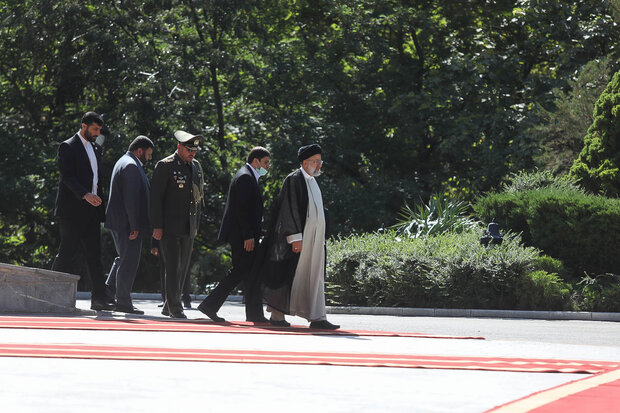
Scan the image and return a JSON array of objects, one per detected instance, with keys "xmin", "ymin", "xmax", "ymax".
[
  {"xmin": 54, "ymin": 134, "xmax": 105, "ymax": 222},
  {"xmin": 218, "ymin": 164, "xmax": 263, "ymax": 243},
  {"xmin": 104, "ymin": 152, "xmax": 151, "ymax": 235},
  {"xmin": 150, "ymin": 152, "xmax": 204, "ymax": 237}
]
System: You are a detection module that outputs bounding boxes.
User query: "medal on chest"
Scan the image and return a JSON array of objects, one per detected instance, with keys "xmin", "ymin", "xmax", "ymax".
[{"xmin": 173, "ymin": 170, "xmax": 187, "ymax": 189}]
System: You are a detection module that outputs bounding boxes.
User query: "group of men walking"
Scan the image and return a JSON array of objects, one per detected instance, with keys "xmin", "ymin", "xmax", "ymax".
[{"xmin": 51, "ymin": 111, "xmax": 338, "ymax": 329}]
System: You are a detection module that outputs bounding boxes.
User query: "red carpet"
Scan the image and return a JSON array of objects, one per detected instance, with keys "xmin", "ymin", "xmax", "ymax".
[
  {"xmin": 0, "ymin": 315, "xmax": 483, "ymax": 339},
  {"xmin": 0, "ymin": 343, "xmax": 616, "ymax": 374},
  {"xmin": 486, "ymin": 369, "xmax": 620, "ymax": 413}
]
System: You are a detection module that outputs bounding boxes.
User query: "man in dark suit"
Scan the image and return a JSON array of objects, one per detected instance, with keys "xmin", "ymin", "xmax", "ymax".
[
  {"xmin": 52, "ymin": 112, "xmax": 113, "ymax": 311},
  {"xmin": 151, "ymin": 131, "xmax": 205, "ymax": 319},
  {"xmin": 104, "ymin": 136, "xmax": 154, "ymax": 314},
  {"xmin": 198, "ymin": 146, "xmax": 271, "ymax": 323}
]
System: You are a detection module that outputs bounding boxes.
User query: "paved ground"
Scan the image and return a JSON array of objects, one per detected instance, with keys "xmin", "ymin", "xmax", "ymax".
[{"xmin": 1, "ymin": 299, "xmax": 619, "ymax": 413}]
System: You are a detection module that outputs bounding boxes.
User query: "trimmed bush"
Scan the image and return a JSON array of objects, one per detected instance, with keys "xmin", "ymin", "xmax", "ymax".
[
  {"xmin": 326, "ymin": 230, "xmax": 563, "ymax": 309},
  {"xmin": 515, "ymin": 271, "xmax": 573, "ymax": 311},
  {"xmin": 474, "ymin": 188, "xmax": 620, "ymax": 279}
]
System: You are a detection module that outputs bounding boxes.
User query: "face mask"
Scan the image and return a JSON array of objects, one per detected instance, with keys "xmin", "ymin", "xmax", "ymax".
[{"xmin": 257, "ymin": 167, "xmax": 268, "ymax": 177}]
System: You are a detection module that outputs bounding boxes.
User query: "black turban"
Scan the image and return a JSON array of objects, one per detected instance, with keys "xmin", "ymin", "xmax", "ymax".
[{"xmin": 297, "ymin": 144, "xmax": 322, "ymax": 162}]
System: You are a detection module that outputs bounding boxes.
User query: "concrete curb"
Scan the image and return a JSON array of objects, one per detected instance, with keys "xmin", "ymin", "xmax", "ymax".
[
  {"xmin": 76, "ymin": 292, "xmax": 620, "ymax": 322},
  {"xmin": 328, "ymin": 306, "xmax": 620, "ymax": 322}
]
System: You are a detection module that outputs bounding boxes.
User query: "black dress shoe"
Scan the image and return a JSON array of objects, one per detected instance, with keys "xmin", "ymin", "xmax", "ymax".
[
  {"xmin": 269, "ymin": 319, "xmax": 291, "ymax": 327},
  {"xmin": 91, "ymin": 299, "xmax": 115, "ymax": 311},
  {"xmin": 169, "ymin": 311, "xmax": 187, "ymax": 319},
  {"xmin": 309, "ymin": 320, "xmax": 340, "ymax": 330},
  {"xmin": 197, "ymin": 303, "xmax": 225, "ymax": 322},
  {"xmin": 247, "ymin": 316, "xmax": 269, "ymax": 323},
  {"xmin": 161, "ymin": 307, "xmax": 170, "ymax": 317},
  {"xmin": 114, "ymin": 304, "xmax": 145, "ymax": 315},
  {"xmin": 182, "ymin": 296, "xmax": 192, "ymax": 309},
  {"xmin": 157, "ymin": 302, "xmax": 164, "ymax": 308}
]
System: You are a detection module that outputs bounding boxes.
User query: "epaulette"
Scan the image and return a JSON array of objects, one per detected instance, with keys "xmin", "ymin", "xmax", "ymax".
[{"xmin": 160, "ymin": 154, "xmax": 176, "ymax": 163}]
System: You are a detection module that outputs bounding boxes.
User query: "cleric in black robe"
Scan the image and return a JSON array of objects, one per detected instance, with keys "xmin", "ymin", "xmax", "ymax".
[{"xmin": 255, "ymin": 144, "xmax": 339, "ymax": 330}]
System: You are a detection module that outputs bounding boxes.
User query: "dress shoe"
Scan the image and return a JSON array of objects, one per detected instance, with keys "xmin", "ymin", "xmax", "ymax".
[
  {"xmin": 169, "ymin": 311, "xmax": 187, "ymax": 319},
  {"xmin": 90, "ymin": 299, "xmax": 115, "ymax": 311},
  {"xmin": 157, "ymin": 302, "xmax": 164, "ymax": 308},
  {"xmin": 161, "ymin": 307, "xmax": 170, "ymax": 317},
  {"xmin": 269, "ymin": 319, "xmax": 291, "ymax": 327},
  {"xmin": 182, "ymin": 296, "xmax": 192, "ymax": 309},
  {"xmin": 197, "ymin": 303, "xmax": 225, "ymax": 322},
  {"xmin": 114, "ymin": 304, "xmax": 145, "ymax": 315},
  {"xmin": 247, "ymin": 316, "xmax": 269, "ymax": 323},
  {"xmin": 309, "ymin": 320, "xmax": 340, "ymax": 330}
]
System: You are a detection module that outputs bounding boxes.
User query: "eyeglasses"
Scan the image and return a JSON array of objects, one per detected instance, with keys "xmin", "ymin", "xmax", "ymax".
[{"xmin": 307, "ymin": 159, "xmax": 323, "ymax": 166}]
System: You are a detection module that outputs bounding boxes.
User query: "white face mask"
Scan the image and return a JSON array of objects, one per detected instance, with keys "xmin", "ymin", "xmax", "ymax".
[
  {"xmin": 95, "ymin": 134, "xmax": 105, "ymax": 146},
  {"xmin": 257, "ymin": 167, "xmax": 268, "ymax": 177}
]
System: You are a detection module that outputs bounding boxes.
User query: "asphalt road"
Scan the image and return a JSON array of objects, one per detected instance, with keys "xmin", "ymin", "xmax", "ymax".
[{"xmin": 0, "ymin": 299, "xmax": 618, "ymax": 413}]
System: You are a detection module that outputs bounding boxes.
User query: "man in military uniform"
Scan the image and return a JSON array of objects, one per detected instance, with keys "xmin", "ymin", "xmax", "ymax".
[{"xmin": 150, "ymin": 131, "xmax": 205, "ymax": 318}]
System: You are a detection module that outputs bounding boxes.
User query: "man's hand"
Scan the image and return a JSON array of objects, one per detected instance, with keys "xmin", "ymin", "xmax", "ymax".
[
  {"xmin": 291, "ymin": 240, "xmax": 302, "ymax": 254},
  {"xmin": 152, "ymin": 228, "xmax": 163, "ymax": 240},
  {"xmin": 129, "ymin": 230, "xmax": 139, "ymax": 240},
  {"xmin": 244, "ymin": 238, "xmax": 255, "ymax": 252},
  {"xmin": 83, "ymin": 193, "xmax": 102, "ymax": 207}
]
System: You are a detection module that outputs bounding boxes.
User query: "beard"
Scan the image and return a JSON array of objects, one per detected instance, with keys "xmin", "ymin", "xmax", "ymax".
[
  {"xmin": 138, "ymin": 152, "xmax": 148, "ymax": 164},
  {"xmin": 83, "ymin": 129, "xmax": 98, "ymax": 142},
  {"xmin": 309, "ymin": 167, "xmax": 322, "ymax": 177}
]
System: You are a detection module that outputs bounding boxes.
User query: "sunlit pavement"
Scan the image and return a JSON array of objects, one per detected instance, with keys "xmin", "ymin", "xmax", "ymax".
[{"xmin": 0, "ymin": 299, "xmax": 618, "ymax": 413}]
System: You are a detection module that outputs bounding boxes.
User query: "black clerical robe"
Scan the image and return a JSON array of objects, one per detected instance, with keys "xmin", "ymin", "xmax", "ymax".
[{"xmin": 256, "ymin": 169, "xmax": 329, "ymax": 314}]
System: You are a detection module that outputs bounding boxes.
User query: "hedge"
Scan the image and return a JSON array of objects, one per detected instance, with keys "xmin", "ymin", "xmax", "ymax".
[
  {"xmin": 325, "ymin": 230, "xmax": 573, "ymax": 310},
  {"xmin": 473, "ymin": 188, "xmax": 620, "ymax": 280}
]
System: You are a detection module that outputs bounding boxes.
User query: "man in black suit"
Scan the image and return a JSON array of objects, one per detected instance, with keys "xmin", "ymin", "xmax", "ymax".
[
  {"xmin": 52, "ymin": 111, "xmax": 113, "ymax": 311},
  {"xmin": 198, "ymin": 146, "xmax": 271, "ymax": 322},
  {"xmin": 104, "ymin": 136, "xmax": 154, "ymax": 314}
]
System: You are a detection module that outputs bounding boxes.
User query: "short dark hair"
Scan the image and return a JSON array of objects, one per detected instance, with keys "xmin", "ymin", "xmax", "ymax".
[
  {"xmin": 128, "ymin": 135, "xmax": 154, "ymax": 152},
  {"xmin": 247, "ymin": 146, "xmax": 270, "ymax": 164},
  {"xmin": 81, "ymin": 111, "xmax": 104, "ymax": 127}
]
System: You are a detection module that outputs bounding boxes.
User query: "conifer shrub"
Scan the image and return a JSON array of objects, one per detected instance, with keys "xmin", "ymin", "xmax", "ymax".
[{"xmin": 570, "ymin": 70, "xmax": 620, "ymax": 196}]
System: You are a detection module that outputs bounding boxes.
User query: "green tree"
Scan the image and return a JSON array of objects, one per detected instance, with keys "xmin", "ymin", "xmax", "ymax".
[
  {"xmin": 531, "ymin": 57, "xmax": 617, "ymax": 174},
  {"xmin": 1, "ymin": 0, "xmax": 619, "ymax": 291},
  {"xmin": 570, "ymin": 69, "xmax": 620, "ymax": 196}
]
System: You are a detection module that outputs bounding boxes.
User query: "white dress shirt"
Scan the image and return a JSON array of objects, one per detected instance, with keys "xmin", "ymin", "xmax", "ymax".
[{"xmin": 78, "ymin": 131, "xmax": 99, "ymax": 195}]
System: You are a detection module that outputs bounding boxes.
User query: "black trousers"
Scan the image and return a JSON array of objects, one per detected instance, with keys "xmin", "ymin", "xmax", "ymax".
[
  {"xmin": 201, "ymin": 237, "xmax": 264, "ymax": 319},
  {"xmin": 158, "ymin": 252, "xmax": 192, "ymax": 302},
  {"xmin": 159, "ymin": 235, "xmax": 194, "ymax": 314},
  {"xmin": 52, "ymin": 216, "xmax": 106, "ymax": 301}
]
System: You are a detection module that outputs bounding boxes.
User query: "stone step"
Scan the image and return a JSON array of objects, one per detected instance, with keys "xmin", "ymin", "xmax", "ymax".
[{"xmin": 0, "ymin": 263, "xmax": 79, "ymax": 313}]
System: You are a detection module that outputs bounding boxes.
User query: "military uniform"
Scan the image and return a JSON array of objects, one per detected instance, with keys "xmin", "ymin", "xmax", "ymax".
[{"xmin": 151, "ymin": 145, "xmax": 204, "ymax": 317}]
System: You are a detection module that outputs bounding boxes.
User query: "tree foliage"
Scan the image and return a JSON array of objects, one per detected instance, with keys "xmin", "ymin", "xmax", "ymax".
[
  {"xmin": 531, "ymin": 57, "xmax": 617, "ymax": 174},
  {"xmin": 1, "ymin": 0, "xmax": 618, "ymax": 291},
  {"xmin": 570, "ymin": 69, "xmax": 620, "ymax": 196}
]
